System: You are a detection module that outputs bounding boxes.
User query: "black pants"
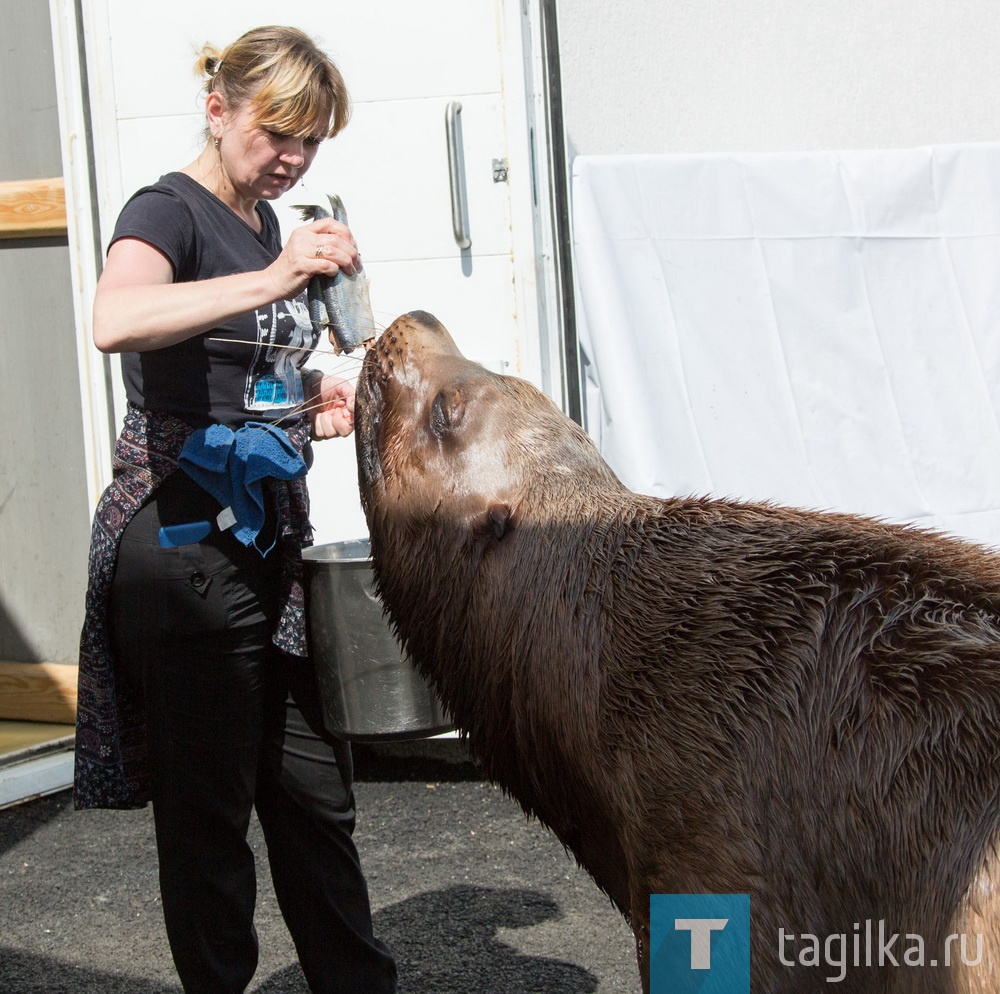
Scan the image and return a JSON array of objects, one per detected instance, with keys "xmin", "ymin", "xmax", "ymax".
[{"xmin": 109, "ymin": 474, "xmax": 397, "ymax": 994}]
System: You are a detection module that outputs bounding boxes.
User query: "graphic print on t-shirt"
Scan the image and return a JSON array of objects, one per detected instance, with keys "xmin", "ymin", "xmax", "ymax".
[{"xmin": 245, "ymin": 295, "xmax": 319, "ymax": 412}]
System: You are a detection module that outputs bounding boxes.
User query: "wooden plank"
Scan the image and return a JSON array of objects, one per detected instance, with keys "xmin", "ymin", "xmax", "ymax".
[
  {"xmin": 0, "ymin": 720, "xmax": 74, "ymax": 759},
  {"xmin": 0, "ymin": 177, "xmax": 67, "ymax": 239},
  {"xmin": 0, "ymin": 662, "xmax": 77, "ymax": 724}
]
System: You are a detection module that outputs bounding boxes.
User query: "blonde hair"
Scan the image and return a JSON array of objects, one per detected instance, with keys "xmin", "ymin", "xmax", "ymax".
[{"xmin": 195, "ymin": 26, "xmax": 350, "ymax": 139}]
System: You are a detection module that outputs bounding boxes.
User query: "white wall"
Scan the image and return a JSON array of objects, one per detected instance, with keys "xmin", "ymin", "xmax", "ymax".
[{"xmin": 557, "ymin": 0, "xmax": 1000, "ymax": 156}]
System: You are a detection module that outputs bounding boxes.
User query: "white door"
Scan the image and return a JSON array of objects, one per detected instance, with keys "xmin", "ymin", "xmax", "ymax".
[{"xmin": 76, "ymin": 0, "xmax": 559, "ymax": 544}]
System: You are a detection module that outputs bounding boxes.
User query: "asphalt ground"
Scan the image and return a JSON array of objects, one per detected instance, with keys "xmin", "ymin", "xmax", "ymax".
[{"xmin": 0, "ymin": 739, "xmax": 637, "ymax": 994}]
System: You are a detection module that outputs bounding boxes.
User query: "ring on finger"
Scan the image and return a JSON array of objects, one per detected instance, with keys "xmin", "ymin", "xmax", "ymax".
[{"xmin": 314, "ymin": 244, "xmax": 324, "ymax": 258}]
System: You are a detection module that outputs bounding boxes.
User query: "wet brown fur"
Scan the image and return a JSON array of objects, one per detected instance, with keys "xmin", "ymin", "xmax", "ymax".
[{"xmin": 355, "ymin": 311, "xmax": 1000, "ymax": 993}]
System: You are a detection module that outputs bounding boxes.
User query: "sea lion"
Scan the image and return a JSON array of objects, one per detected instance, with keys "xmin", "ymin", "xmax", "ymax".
[{"xmin": 354, "ymin": 310, "xmax": 1000, "ymax": 993}]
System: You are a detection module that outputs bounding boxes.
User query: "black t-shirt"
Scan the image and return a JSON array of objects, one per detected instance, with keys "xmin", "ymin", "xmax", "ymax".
[{"xmin": 111, "ymin": 171, "xmax": 319, "ymax": 428}]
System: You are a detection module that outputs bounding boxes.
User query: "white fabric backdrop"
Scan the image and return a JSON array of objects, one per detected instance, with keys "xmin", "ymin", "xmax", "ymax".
[{"xmin": 572, "ymin": 145, "xmax": 1000, "ymax": 549}]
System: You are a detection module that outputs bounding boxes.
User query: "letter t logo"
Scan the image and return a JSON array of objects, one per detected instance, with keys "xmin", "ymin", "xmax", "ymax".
[
  {"xmin": 674, "ymin": 918, "xmax": 729, "ymax": 969},
  {"xmin": 650, "ymin": 894, "xmax": 749, "ymax": 992}
]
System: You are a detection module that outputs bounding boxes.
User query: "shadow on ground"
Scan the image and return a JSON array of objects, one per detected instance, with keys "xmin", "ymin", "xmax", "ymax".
[
  {"xmin": 370, "ymin": 883, "xmax": 600, "ymax": 993},
  {"xmin": 0, "ymin": 949, "xmax": 181, "ymax": 994},
  {"xmin": 0, "ymin": 884, "xmax": 598, "ymax": 994},
  {"xmin": 0, "ymin": 790, "xmax": 68, "ymax": 859},
  {"xmin": 251, "ymin": 885, "xmax": 599, "ymax": 994}
]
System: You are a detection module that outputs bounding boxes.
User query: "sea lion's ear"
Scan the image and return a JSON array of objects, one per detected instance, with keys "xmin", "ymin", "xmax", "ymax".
[
  {"xmin": 431, "ymin": 388, "xmax": 465, "ymax": 435},
  {"xmin": 487, "ymin": 503, "xmax": 511, "ymax": 540}
]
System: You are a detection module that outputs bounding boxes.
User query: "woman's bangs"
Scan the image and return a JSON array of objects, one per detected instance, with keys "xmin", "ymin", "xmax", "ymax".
[{"xmin": 251, "ymin": 73, "xmax": 331, "ymax": 138}]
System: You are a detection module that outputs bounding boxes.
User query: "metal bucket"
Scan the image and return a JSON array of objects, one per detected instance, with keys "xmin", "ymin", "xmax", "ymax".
[{"xmin": 303, "ymin": 540, "xmax": 453, "ymax": 741}]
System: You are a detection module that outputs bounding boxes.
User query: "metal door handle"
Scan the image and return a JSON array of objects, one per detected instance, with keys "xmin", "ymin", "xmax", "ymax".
[{"xmin": 445, "ymin": 101, "xmax": 472, "ymax": 250}]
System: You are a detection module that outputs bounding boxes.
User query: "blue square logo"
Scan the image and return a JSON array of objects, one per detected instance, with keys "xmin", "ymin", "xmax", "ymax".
[{"xmin": 650, "ymin": 894, "xmax": 750, "ymax": 993}]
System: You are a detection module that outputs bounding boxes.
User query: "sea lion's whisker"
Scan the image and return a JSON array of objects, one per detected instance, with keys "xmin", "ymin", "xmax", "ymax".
[
  {"xmin": 309, "ymin": 350, "xmax": 360, "ymax": 376},
  {"xmin": 206, "ymin": 335, "xmax": 369, "ymax": 385},
  {"xmin": 208, "ymin": 337, "xmax": 341, "ymax": 358},
  {"xmin": 209, "ymin": 336, "xmax": 374, "ymax": 365},
  {"xmin": 236, "ymin": 395, "xmax": 355, "ymax": 460},
  {"xmin": 279, "ymin": 393, "xmax": 347, "ymax": 427}
]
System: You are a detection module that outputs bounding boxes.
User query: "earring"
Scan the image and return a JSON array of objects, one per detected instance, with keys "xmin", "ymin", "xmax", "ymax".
[{"xmin": 213, "ymin": 137, "xmax": 220, "ymax": 150}]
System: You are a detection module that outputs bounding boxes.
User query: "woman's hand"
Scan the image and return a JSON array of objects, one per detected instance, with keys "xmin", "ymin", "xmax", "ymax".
[
  {"xmin": 304, "ymin": 371, "xmax": 356, "ymax": 440},
  {"xmin": 265, "ymin": 217, "xmax": 361, "ymax": 302},
  {"xmin": 92, "ymin": 218, "xmax": 362, "ymax": 354}
]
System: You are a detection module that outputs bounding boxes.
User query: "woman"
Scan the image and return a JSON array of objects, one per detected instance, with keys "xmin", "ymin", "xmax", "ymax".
[{"xmin": 74, "ymin": 25, "xmax": 397, "ymax": 994}]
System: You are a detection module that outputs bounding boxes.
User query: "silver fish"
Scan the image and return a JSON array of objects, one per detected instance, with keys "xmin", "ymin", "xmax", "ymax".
[{"xmin": 294, "ymin": 194, "xmax": 376, "ymax": 354}]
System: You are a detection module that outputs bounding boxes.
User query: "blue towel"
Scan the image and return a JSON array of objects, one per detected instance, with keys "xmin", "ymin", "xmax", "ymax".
[{"xmin": 178, "ymin": 422, "xmax": 308, "ymax": 556}]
